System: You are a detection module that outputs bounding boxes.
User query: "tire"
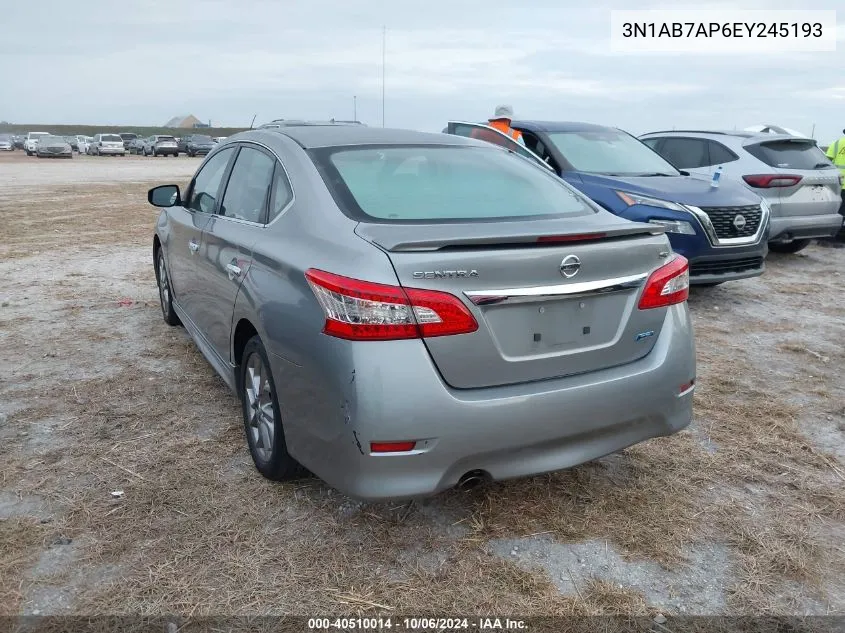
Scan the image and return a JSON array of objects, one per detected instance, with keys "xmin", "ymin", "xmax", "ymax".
[
  {"xmin": 155, "ymin": 249, "xmax": 181, "ymax": 327},
  {"xmin": 769, "ymin": 239, "xmax": 811, "ymax": 254},
  {"xmin": 240, "ymin": 336, "xmax": 304, "ymax": 481},
  {"xmin": 153, "ymin": 150, "xmax": 158, "ymax": 157},
  {"xmin": 25, "ymin": 150, "xmax": 32, "ymax": 156}
]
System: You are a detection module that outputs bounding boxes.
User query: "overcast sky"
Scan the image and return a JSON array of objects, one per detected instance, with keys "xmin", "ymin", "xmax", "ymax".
[{"xmin": 2, "ymin": 0, "xmax": 843, "ymax": 141}]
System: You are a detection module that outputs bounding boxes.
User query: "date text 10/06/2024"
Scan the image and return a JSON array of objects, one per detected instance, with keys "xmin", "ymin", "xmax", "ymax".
[{"xmin": 308, "ymin": 617, "xmax": 527, "ymax": 630}]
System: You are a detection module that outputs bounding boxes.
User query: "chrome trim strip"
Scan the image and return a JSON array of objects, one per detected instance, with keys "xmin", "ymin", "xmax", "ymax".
[
  {"xmin": 685, "ymin": 202, "xmax": 770, "ymax": 248},
  {"xmin": 198, "ymin": 140, "xmax": 297, "ymax": 229},
  {"xmin": 464, "ymin": 273, "xmax": 648, "ymax": 306}
]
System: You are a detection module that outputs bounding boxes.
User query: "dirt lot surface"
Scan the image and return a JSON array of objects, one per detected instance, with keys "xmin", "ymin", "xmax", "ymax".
[{"xmin": 1, "ymin": 152, "xmax": 844, "ymax": 619}]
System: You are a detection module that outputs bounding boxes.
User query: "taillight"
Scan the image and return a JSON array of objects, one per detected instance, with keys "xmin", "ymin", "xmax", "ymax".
[
  {"xmin": 304, "ymin": 269, "xmax": 478, "ymax": 341},
  {"xmin": 638, "ymin": 255, "xmax": 689, "ymax": 310},
  {"xmin": 742, "ymin": 174, "xmax": 803, "ymax": 188}
]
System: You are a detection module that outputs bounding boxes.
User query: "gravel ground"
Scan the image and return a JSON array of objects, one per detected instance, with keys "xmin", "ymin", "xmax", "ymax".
[{"xmin": 1, "ymin": 152, "xmax": 844, "ymax": 618}]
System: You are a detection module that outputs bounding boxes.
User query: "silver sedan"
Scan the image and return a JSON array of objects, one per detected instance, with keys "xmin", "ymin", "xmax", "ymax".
[
  {"xmin": 35, "ymin": 135, "xmax": 73, "ymax": 158},
  {"xmin": 148, "ymin": 126, "xmax": 696, "ymax": 501}
]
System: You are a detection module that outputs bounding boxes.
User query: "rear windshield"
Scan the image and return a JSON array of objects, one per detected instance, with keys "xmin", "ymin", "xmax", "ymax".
[
  {"xmin": 745, "ymin": 140, "xmax": 831, "ymax": 170},
  {"xmin": 192, "ymin": 136, "xmax": 213, "ymax": 143},
  {"xmin": 156, "ymin": 136, "xmax": 176, "ymax": 142},
  {"xmin": 101, "ymin": 134, "xmax": 122, "ymax": 142},
  {"xmin": 119, "ymin": 133, "xmax": 137, "ymax": 140},
  {"xmin": 312, "ymin": 145, "xmax": 595, "ymax": 223}
]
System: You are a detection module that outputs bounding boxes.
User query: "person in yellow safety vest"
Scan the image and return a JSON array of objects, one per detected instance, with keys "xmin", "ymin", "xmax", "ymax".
[
  {"xmin": 826, "ymin": 129, "xmax": 845, "ymax": 224},
  {"xmin": 487, "ymin": 105, "xmax": 526, "ymax": 146}
]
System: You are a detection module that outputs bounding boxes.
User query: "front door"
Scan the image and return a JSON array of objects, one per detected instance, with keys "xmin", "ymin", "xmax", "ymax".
[
  {"xmin": 167, "ymin": 146, "xmax": 237, "ymax": 322},
  {"xmin": 194, "ymin": 144, "xmax": 277, "ymax": 363},
  {"xmin": 445, "ymin": 121, "xmax": 555, "ymax": 174}
]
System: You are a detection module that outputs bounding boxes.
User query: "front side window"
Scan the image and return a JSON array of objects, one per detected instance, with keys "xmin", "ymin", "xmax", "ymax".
[
  {"xmin": 312, "ymin": 144, "xmax": 595, "ymax": 223},
  {"xmin": 219, "ymin": 147, "xmax": 275, "ymax": 223},
  {"xmin": 548, "ymin": 129, "xmax": 681, "ymax": 175},
  {"xmin": 188, "ymin": 148, "xmax": 235, "ymax": 214}
]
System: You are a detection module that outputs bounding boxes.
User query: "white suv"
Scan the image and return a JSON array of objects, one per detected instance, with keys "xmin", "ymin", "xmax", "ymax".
[
  {"xmin": 24, "ymin": 131, "xmax": 51, "ymax": 155},
  {"xmin": 640, "ymin": 129, "xmax": 843, "ymax": 253},
  {"xmin": 91, "ymin": 133, "xmax": 127, "ymax": 156}
]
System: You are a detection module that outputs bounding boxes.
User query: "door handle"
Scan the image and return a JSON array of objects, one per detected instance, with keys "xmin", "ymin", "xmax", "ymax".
[
  {"xmin": 226, "ymin": 262, "xmax": 242, "ymax": 281},
  {"xmin": 189, "ymin": 240, "xmax": 199, "ymax": 253}
]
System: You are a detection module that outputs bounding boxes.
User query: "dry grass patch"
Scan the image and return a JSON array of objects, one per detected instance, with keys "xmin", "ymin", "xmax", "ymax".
[
  {"xmin": 0, "ymin": 183, "xmax": 159, "ymax": 258},
  {"xmin": 0, "ymin": 517, "xmax": 51, "ymax": 612}
]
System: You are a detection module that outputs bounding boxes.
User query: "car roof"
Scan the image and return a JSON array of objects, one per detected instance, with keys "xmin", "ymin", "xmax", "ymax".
[
  {"xmin": 511, "ymin": 120, "xmax": 618, "ymax": 133},
  {"xmin": 259, "ymin": 126, "xmax": 480, "ymax": 149},
  {"xmin": 641, "ymin": 129, "xmax": 811, "ymax": 142}
]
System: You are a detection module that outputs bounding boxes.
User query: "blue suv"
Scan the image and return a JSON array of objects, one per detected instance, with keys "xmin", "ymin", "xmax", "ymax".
[{"xmin": 446, "ymin": 121, "xmax": 771, "ymax": 286}]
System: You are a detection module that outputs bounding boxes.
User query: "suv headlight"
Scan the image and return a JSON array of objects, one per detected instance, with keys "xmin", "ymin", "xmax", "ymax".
[
  {"xmin": 648, "ymin": 219, "xmax": 697, "ymax": 235},
  {"xmin": 616, "ymin": 190, "xmax": 688, "ymax": 212}
]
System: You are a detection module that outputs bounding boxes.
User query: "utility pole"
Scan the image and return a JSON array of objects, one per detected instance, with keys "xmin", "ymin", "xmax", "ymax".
[
  {"xmin": 353, "ymin": 95, "xmax": 357, "ymax": 122},
  {"xmin": 381, "ymin": 25, "xmax": 386, "ymax": 128}
]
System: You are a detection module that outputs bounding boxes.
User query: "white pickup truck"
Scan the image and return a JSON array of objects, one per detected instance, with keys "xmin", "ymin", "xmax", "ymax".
[{"xmin": 24, "ymin": 131, "xmax": 51, "ymax": 156}]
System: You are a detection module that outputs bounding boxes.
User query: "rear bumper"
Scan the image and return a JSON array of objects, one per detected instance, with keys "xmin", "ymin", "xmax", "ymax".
[
  {"xmin": 99, "ymin": 147, "xmax": 125, "ymax": 155},
  {"xmin": 154, "ymin": 147, "xmax": 178, "ymax": 154},
  {"xmin": 769, "ymin": 213, "xmax": 844, "ymax": 242},
  {"xmin": 275, "ymin": 303, "xmax": 695, "ymax": 501}
]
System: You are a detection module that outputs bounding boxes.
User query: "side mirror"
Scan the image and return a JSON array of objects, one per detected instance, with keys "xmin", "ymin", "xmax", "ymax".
[
  {"xmin": 679, "ymin": 170, "xmax": 690, "ymax": 176},
  {"xmin": 148, "ymin": 184, "xmax": 181, "ymax": 207}
]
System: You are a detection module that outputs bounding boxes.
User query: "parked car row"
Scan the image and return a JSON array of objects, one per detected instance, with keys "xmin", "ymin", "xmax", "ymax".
[
  {"xmin": 11, "ymin": 131, "xmax": 228, "ymax": 158},
  {"xmin": 445, "ymin": 120, "xmax": 843, "ymax": 277}
]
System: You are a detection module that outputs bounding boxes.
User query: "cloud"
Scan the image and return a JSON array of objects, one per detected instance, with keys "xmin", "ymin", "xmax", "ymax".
[{"xmin": 0, "ymin": 0, "xmax": 842, "ymax": 141}]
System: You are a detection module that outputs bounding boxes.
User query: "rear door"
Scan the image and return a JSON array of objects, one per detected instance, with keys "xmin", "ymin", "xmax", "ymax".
[
  {"xmin": 653, "ymin": 136, "xmax": 712, "ymax": 177},
  {"xmin": 193, "ymin": 144, "xmax": 277, "ymax": 362},
  {"xmin": 328, "ymin": 144, "xmax": 674, "ymax": 390},
  {"xmin": 743, "ymin": 138, "xmax": 841, "ymax": 217},
  {"xmin": 446, "ymin": 121, "xmax": 555, "ymax": 174}
]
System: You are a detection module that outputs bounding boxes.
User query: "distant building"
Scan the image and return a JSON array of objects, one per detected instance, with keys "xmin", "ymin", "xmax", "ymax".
[{"xmin": 164, "ymin": 115, "xmax": 203, "ymax": 128}]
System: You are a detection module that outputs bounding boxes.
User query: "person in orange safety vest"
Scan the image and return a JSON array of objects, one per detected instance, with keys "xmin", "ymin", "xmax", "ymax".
[
  {"xmin": 486, "ymin": 105, "xmax": 525, "ymax": 145},
  {"xmin": 470, "ymin": 105, "xmax": 527, "ymax": 147}
]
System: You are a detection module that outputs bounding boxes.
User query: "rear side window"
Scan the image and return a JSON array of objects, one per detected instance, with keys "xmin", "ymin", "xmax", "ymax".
[
  {"xmin": 314, "ymin": 145, "xmax": 594, "ymax": 223},
  {"xmin": 745, "ymin": 140, "xmax": 830, "ymax": 170},
  {"xmin": 219, "ymin": 147, "xmax": 275, "ymax": 223},
  {"xmin": 707, "ymin": 141, "xmax": 738, "ymax": 165},
  {"xmin": 188, "ymin": 147, "xmax": 235, "ymax": 213},
  {"xmin": 658, "ymin": 138, "xmax": 709, "ymax": 169},
  {"xmin": 268, "ymin": 166, "xmax": 294, "ymax": 223}
]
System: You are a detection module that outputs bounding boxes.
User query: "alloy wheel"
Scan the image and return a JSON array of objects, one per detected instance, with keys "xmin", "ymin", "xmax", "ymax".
[
  {"xmin": 243, "ymin": 352, "xmax": 275, "ymax": 463},
  {"xmin": 157, "ymin": 255, "xmax": 170, "ymax": 314}
]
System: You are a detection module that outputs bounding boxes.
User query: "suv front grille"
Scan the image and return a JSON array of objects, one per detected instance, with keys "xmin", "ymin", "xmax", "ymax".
[
  {"xmin": 698, "ymin": 204, "xmax": 762, "ymax": 239},
  {"xmin": 691, "ymin": 257, "xmax": 763, "ymax": 277}
]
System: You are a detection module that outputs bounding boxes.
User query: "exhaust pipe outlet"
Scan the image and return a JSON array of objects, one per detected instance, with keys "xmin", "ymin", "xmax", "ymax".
[{"xmin": 456, "ymin": 469, "xmax": 492, "ymax": 491}]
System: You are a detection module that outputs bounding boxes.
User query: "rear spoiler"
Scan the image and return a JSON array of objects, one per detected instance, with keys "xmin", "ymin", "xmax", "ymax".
[{"xmin": 355, "ymin": 218, "xmax": 664, "ymax": 252}]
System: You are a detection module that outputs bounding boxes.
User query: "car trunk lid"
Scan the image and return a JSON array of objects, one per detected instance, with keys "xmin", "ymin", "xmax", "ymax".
[{"xmin": 356, "ymin": 219, "xmax": 674, "ymax": 389}]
